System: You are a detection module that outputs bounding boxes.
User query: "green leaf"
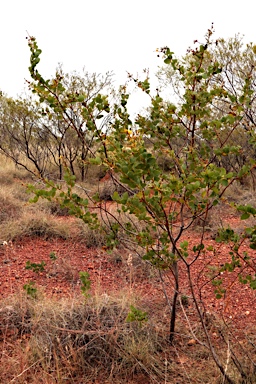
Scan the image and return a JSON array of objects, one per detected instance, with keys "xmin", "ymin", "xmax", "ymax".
[
  {"xmin": 112, "ymin": 191, "xmax": 120, "ymax": 202},
  {"xmin": 77, "ymin": 95, "xmax": 85, "ymax": 102},
  {"xmin": 241, "ymin": 213, "xmax": 250, "ymax": 220},
  {"xmin": 89, "ymin": 157, "xmax": 102, "ymax": 165},
  {"xmin": 180, "ymin": 240, "xmax": 188, "ymax": 250},
  {"xmin": 126, "ymin": 305, "xmax": 148, "ymax": 324}
]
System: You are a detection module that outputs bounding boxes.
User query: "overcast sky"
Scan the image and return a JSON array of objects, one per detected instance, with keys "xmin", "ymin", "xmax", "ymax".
[{"xmin": 1, "ymin": 0, "xmax": 256, "ymax": 113}]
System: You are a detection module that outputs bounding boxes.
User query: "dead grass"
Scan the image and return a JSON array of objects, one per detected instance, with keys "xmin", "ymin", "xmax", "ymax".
[
  {"xmin": 0, "ymin": 187, "xmax": 21, "ymax": 223},
  {"xmin": 0, "ymin": 155, "xmax": 34, "ymax": 183},
  {"xmin": 223, "ymin": 181, "xmax": 256, "ymax": 206},
  {"xmin": 74, "ymin": 220, "xmax": 109, "ymax": 248},
  {"xmin": 0, "ymin": 211, "xmax": 71, "ymax": 243},
  {"xmin": 0, "ymin": 290, "xmax": 171, "ymax": 383},
  {"xmin": 1, "ymin": 289, "xmax": 255, "ymax": 384},
  {"xmin": 98, "ymin": 178, "xmax": 137, "ymax": 202}
]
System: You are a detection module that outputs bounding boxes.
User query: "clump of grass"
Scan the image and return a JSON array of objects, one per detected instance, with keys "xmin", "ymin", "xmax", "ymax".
[
  {"xmin": 30, "ymin": 198, "xmax": 71, "ymax": 216},
  {"xmin": 0, "ymin": 187, "xmax": 21, "ymax": 223},
  {"xmin": 0, "ymin": 294, "xmax": 34, "ymax": 337},
  {"xmin": 86, "ymin": 163, "xmax": 109, "ymax": 184},
  {"xmin": 223, "ymin": 181, "xmax": 256, "ymax": 206},
  {"xmin": 0, "ymin": 211, "xmax": 71, "ymax": 243},
  {"xmin": 98, "ymin": 180, "xmax": 118, "ymax": 201},
  {"xmin": 0, "ymin": 156, "xmax": 17, "ymax": 185},
  {"xmin": 47, "ymin": 200, "xmax": 71, "ymax": 216},
  {"xmin": 0, "ymin": 155, "xmax": 34, "ymax": 184},
  {"xmin": 98, "ymin": 179, "xmax": 135, "ymax": 202},
  {"xmin": 191, "ymin": 208, "xmax": 219, "ymax": 232},
  {"xmin": 75, "ymin": 221, "xmax": 108, "ymax": 248},
  {"xmin": 156, "ymin": 154, "xmax": 174, "ymax": 172},
  {"xmin": 1, "ymin": 289, "xmax": 256, "ymax": 383},
  {"xmin": 0, "ymin": 291, "xmax": 170, "ymax": 383},
  {"xmin": 82, "ymin": 227, "xmax": 107, "ymax": 248}
]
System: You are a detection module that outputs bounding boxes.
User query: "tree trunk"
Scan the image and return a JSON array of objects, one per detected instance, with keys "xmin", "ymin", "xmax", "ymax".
[{"xmin": 169, "ymin": 261, "xmax": 179, "ymax": 344}]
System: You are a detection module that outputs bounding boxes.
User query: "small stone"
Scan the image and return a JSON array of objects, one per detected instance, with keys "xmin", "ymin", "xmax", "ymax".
[{"xmin": 187, "ymin": 339, "xmax": 196, "ymax": 346}]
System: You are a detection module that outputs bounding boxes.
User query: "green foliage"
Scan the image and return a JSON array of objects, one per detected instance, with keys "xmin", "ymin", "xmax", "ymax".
[
  {"xmin": 27, "ymin": 171, "xmax": 99, "ymax": 229},
  {"xmin": 245, "ymin": 226, "xmax": 256, "ymax": 250},
  {"xmin": 79, "ymin": 271, "xmax": 91, "ymax": 297},
  {"xmin": 1, "ymin": 39, "xmax": 113, "ymax": 181},
  {"xmin": 126, "ymin": 305, "xmax": 148, "ymax": 326},
  {"xmin": 212, "ymin": 278, "xmax": 226, "ymax": 299},
  {"xmin": 24, "ymin": 29, "xmax": 256, "ymax": 377},
  {"xmin": 181, "ymin": 294, "xmax": 189, "ymax": 307},
  {"xmin": 49, "ymin": 251, "xmax": 57, "ymax": 261},
  {"xmin": 237, "ymin": 204, "xmax": 256, "ymax": 220},
  {"xmin": 239, "ymin": 274, "xmax": 256, "ymax": 289},
  {"xmin": 25, "ymin": 260, "xmax": 46, "ymax": 273},
  {"xmin": 25, "ymin": 253, "xmax": 57, "ymax": 275},
  {"xmin": 216, "ymin": 227, "xmax": 239, "ymax": 243},
  {"xmin": 23, "ymin": 281, "xmax": 38, "ymax": 298}
]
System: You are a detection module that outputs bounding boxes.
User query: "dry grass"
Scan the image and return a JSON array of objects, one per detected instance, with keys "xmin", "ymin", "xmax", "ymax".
[
  {"xmin": 0, "ymin": 187, "xmax": 21, "ymax": 223},
  {"xmin": 0, "ymin": 289, "xmax": 170, "ymax": 383},
  {"xmin": 0, "ymin": 289, "xmax": 255, "ymax": 384},
  {"xmin": 98, "ymin": 178, "xmax": 137, "ymax": 202},
  {"xmin": 0, "ymin": 211, "xmax": 72, "ymax": 243},
  {"xmin": 0, "ymin": 155, "xmax": 34, "ymax": 183},
  {"xmin": 74, "ymin": 220, "xmax": 109, "ymax": 248},
  {"xmin": 221, "ymin": 180, "xmax": 256, "ymax": 207}
]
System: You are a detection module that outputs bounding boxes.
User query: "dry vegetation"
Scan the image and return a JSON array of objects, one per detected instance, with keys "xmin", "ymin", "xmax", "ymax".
[{"xmin": 0, "ymin": 157, "xmax": 256, "ymax": 383}]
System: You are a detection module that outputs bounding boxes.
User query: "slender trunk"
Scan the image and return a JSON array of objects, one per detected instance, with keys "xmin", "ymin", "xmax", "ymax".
[
  {"xmin": 169, "ymin": 261, "xmax": 179, "ymax": 344},
  {"xmin": 58, "ymin": 147, "xmax": 62, "ymax": 180},
  {"xmin": 69, "ymin": 159, "xmax": 75, "ymax": 176},
  {"xmin": 59, "ymin": 162, "xmax": 62, "ymax": 180},
  {"xmin": 81, "ymin": 143, "xmax": 86, "ymax": 182}
]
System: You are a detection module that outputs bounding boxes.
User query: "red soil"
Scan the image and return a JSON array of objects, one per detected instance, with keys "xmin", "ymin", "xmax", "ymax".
[{"xmin": 0, "ymin": 212, "xmax": 255, "ymax": 331}]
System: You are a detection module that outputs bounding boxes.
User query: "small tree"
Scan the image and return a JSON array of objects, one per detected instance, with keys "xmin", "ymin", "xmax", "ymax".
[
  {"xmin": 0, "ymin": 95, "xmax": 52, "ymax": 177},
  {"xmin": 0, "ymin": 59, "xmax": 113, "ymax": 180},
  {"xmin": 26, "ymin": 28, "xmax": 256, "ymax": 383},
  {"xmin": 158, "ymin": 32, "xmax": 256, "ymax": 186}
]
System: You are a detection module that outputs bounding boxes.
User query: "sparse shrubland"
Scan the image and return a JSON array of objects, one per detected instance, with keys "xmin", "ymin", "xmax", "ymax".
[{"xmin": 0, "ymin": 27, "xmax": 256, "ymax": 383}]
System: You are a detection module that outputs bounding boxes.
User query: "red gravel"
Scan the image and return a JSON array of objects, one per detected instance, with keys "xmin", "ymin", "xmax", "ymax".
[{"xmin": 0, "ymin": 214, "xmax": 255, "ymax": 331}]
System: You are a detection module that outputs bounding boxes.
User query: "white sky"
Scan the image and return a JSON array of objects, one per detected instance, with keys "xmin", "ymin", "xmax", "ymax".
[{"xmin": 1, "ymin": 0, "xmax": 256, "ymax": 114}]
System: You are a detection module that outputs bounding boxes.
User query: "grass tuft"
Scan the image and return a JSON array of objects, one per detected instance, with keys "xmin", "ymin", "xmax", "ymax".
[
  {"xmin": 0, "ymin": 211, "xmax": 71, "ymax": 243},
  {"xmin": 0, "ymin": 291, "xmax": 170, "ymax": 383}
]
